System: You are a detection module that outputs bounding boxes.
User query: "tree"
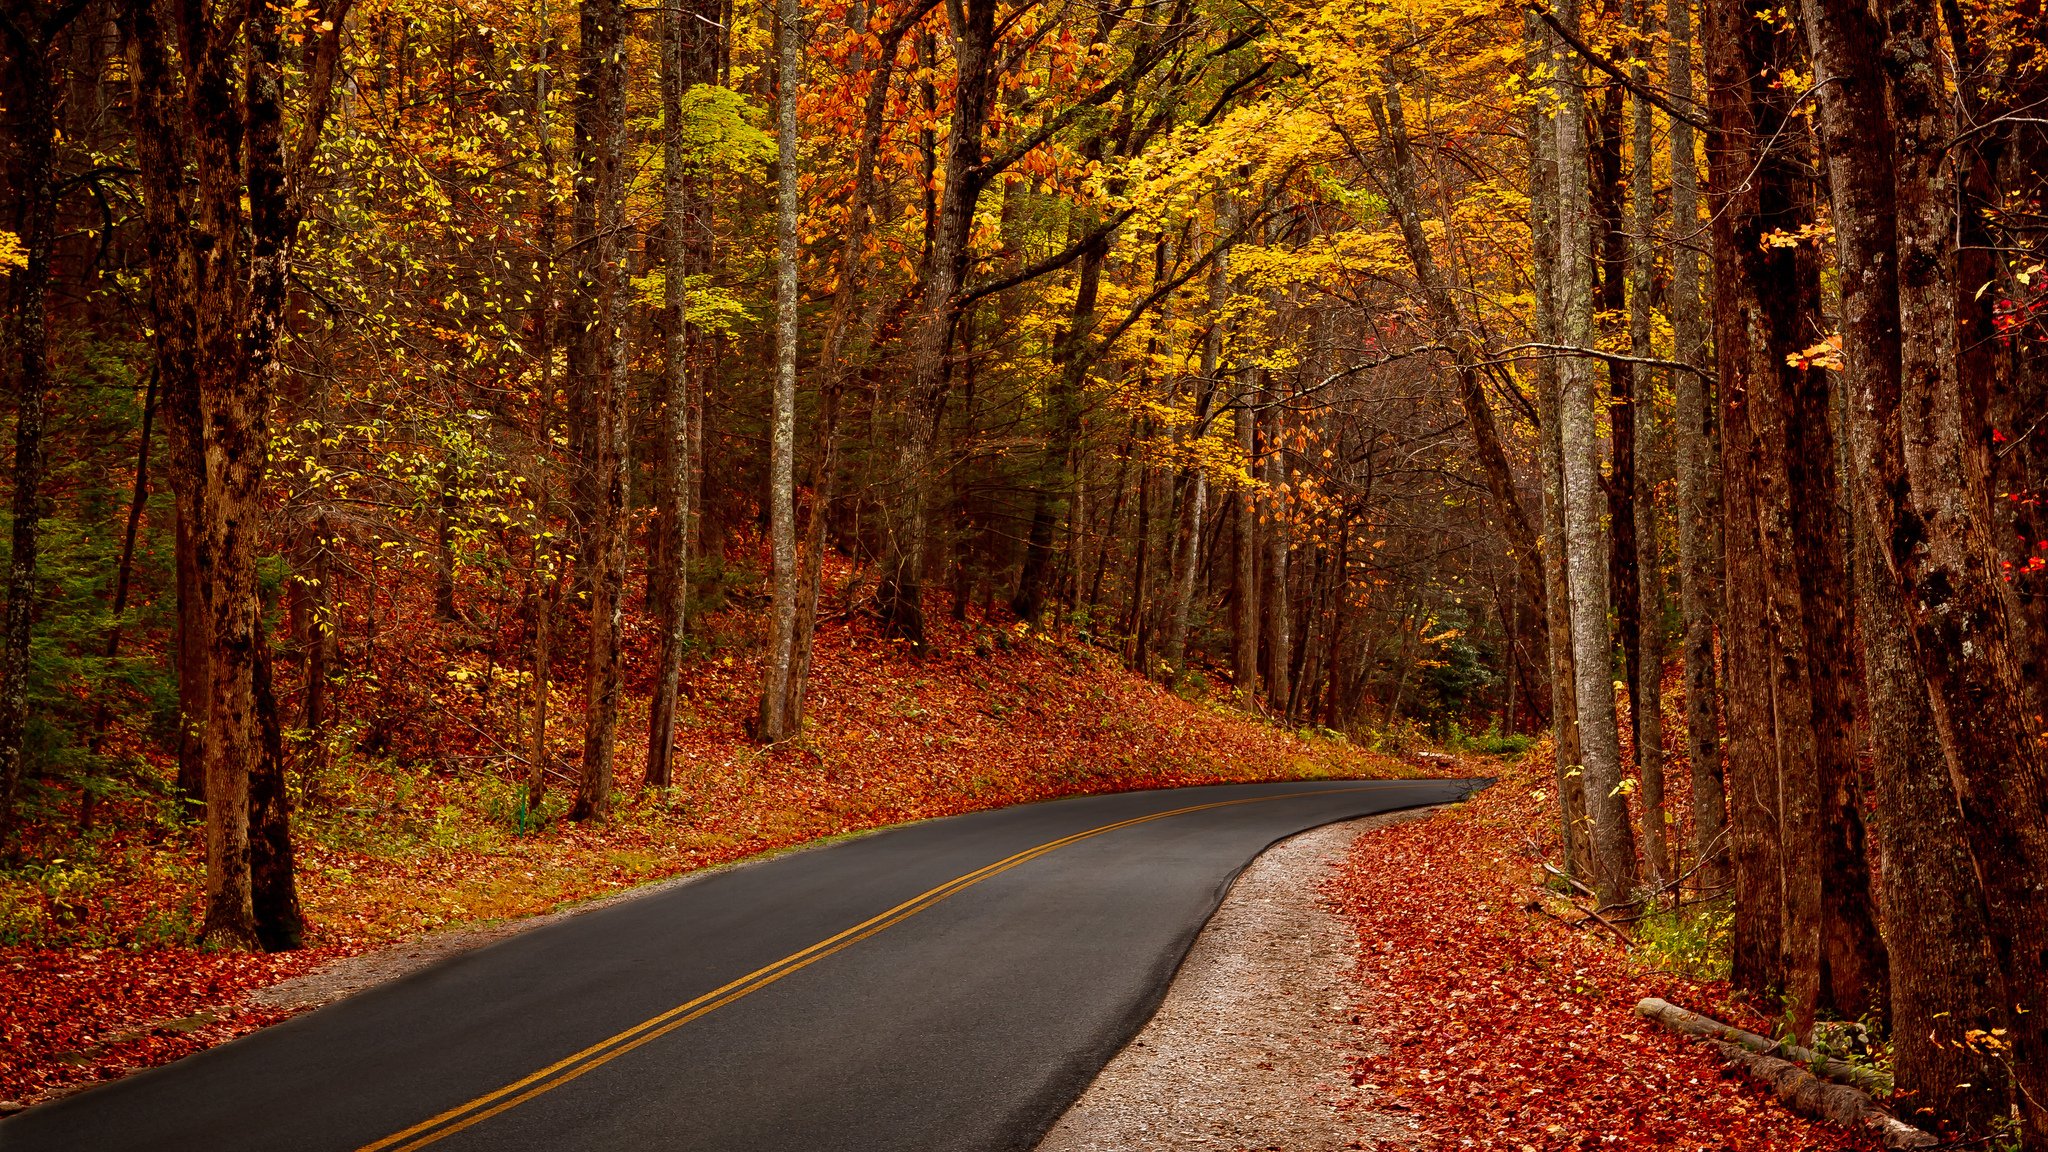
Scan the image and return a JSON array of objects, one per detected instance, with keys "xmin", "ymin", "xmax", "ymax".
[
  {"xmin": 1552, "ymin": 0, "xmax": 1636, "ymax": 907},
  {"xmin": 0, "ymin": 0, "xmax": 83, "ymax": 840},
  {"xmin": 123, "ymin": 0, "xmax": 349, "ymax": 948},
  {"xmin": 568, "ymin": 0, "xmax": 630, "ymax": 821},
  {"xmin": 758, "ymin": 0, "xmax": 803, "ymax": 740}
]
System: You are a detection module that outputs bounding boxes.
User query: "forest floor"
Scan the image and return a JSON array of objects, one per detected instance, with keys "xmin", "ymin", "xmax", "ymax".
[
  {"xmin": 1327, "ymin": 747, "xmax": 1879, "ymax": 1150},
  {"xmin": 0, "ymin": 603, "xmax": 1421, "ymax": 1110}
]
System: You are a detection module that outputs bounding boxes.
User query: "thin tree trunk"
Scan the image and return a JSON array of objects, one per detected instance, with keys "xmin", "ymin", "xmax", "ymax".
[
  {"xmin": 1627, "ymin": 11, "xmax": 1669, "ymax": 887},
  {"xmin": 875, "ymin": 0, "xmax": 998, "ymax": 648},
  {"xmin": 571, "ymin": 0, "xmax": 630, "ymax": 821},
  {"xmin": 1161, "ymin": 195, "xmax": 1231, "ymax": 678},
  {"xmin": 0, "ymin": 31, "xmax": 60, "ymax": 837},
  {"xmin": 757, "ymin": 0, "xmax": 801, "ymax": 740},
  {"xmin": 645, "ymin": 0, "xmax": 694, "ymax": 786},
  {"xmin": 783, "ymin": 3, "xmax": 929, "ymax": 735},
  {"xmin": 1665, "ymin": 0, "xmax": 1725, "ymax": 894},
  {"xmin": 1373, "ymin": 81, "xmax": 1548, "ymax": 634},
  {"xmin": 1527, "ymin": 11, "xmax": 1588, "ymax": 877},
  {"xmin": 1233, "ymin": 378, "xmax": 1259, "ymax": 697},
  {"xmin": 526, "ymin": 545, "xmax": 555, "ymax": 814},
  {"xmin": 1556, "ymin": 0, "xmax": 1637, "ymax": 907},
  {"xmin": 1261, "ymin": 384, "xmax": 1291, "ymax": 709}
]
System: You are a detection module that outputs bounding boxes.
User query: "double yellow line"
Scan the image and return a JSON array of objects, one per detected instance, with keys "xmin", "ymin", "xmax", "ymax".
[{"xmin": 357, "ymin": 785, "xmax": 1377, "ymax": 1152}]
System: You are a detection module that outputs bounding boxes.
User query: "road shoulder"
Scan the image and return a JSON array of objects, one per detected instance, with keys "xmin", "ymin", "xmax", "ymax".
[{"xmin": 1037, "ymin": 809, "xmax": 1439, "ymax": 1152}]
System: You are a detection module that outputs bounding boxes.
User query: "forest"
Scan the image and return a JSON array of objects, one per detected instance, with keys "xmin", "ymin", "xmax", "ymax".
[{"xmin": 1, "ymin": 0, "xmax": 2045, "ymax": 1140}]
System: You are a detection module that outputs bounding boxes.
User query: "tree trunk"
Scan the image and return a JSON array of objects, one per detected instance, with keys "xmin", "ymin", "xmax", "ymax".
[
  {"xmin": 1555, "ymin": 0, "xmax": 1637, "ymax": 907},
  {"xmin": 1261, "ymin": 387, "xmax": 1292, "ymax": 709},
  {"xmin": 644, "ymin": 0, "xmax": 696, "ymax": 786},
  {"xmin": 1627, "ymin": 14, "xmax": 1669, "ymax": 887},
  {"xmin": 1665, "ymin": 0, "xmax": 1726, "ymax": 895},
  {"xmin": 875, "ymin": 0, "xmax": 998, "ymax": 648},
  {"xmin": 1869, "ymin": 0, "xmax": 2048, "ymax": 1132},
  {"xmin": 1799, "ymin": 0, "xmax": 2010, "ymax": 1127},
  {"xmin": 571, "ymin": 0, "xmax": 630, "ymax": 821},
  {"xmin": 1526, "ymin": 11, "xmax": 1588, "ymax": 877},
  {"xmin": 1374, "ymin": 81, "xmax": 1548, "ymax": 637},
  {"xmin": 757, "ymin": 0, "xmax": 801, "ymax": 741},
  {"xmin": 1232, "ymin": 376, "xmax": 1259, "ymax": 697},
  {"xmin": 1161, "ymin": 195, "xmax": 1232, "ymax": 678},
  {"xmin": 1702, "ymin": 0, "xmax": 1784, "ymax": 994},
  {"xmin": 0, "ymin": 27, "xmax": 60, "ymax": 838}
]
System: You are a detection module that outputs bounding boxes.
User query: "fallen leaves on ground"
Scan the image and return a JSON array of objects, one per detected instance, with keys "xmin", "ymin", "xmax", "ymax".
[{"xmin": 1327, "ymin": 752, "xmax": 1875, "ymax": 1150}]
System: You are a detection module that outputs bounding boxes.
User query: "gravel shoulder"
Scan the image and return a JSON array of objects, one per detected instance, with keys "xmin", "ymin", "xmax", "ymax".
[{"xmin": 1036, "ymin": 808, "xmax": 1441, "ymax": 1152}]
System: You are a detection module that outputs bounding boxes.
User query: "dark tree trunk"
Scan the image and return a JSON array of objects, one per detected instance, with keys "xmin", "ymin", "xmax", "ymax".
[
  {"xmin": 1702, "ymin": 0, "xmax": 1782, "ymax": 992},
  {"xmin": 0, "ymin": 16, "xmax": 63, "ymax": 837},
  {"xmin": 1665, "ymin": 0, "xmax": 1727, "ymax": 895},
  {"xmin": 875, "ymin": 0, "xmax": 999, "ymax": 648},
  {"xmin": 570, "ymin": 0, "xmax": 630, "ymax": 820}
]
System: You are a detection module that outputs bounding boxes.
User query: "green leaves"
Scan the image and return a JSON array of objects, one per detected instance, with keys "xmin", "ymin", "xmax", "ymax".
[{"xmin": 669, "ymin": 84, "xmax": 776, "ymax": 174}]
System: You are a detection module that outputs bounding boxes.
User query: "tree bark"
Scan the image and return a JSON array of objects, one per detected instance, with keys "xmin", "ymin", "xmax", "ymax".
[
  {"xmin": 1526, "ymin": 11, "xmax": 1588, "ymax": 877},
  {"xmin": 1261, "ymin": 385, "xmax": 1291, "ymax": 709},
  {"xmin": 0, "ymin": 13, "xmax": 63, "ymax": 838},
  {"xmin": 757, "ymin": 0, "xmax": 801, "ymax": 741},
  {"xmin": 1233, "ymin": 377, "xmax": 1259, "ymax": 697},
  {"xmin": 1701, "ymin": 0, "xmax": 1787, "ymax": 996},
  {"xmin": 1664, "ymin": 0, "xmax": 1726, "ymax": 895},
  {"xmin": 123, "ymin": 0, "xmax": 346, "ymax": 949},
  {"xmin": 645, "ymin": 0, "xmax": 697, "ymax": 786},
  {"xmin": 1799, "ymin": 0, "xmax": 2011, "ymax": 1128},
  {"xmin": 1555, "ymin": 0, "xmax": 1637, "ymax": 907},
  {"xmin": 875, "ymin": 0, "xmax": 999, "ymax": 648},
  {"xmin": 1868, "ymin": 0, "xmax": 2048, "ymax": 1132},
  {"xmin": 570, "ymin": 0, "xmax": 630, "ymax": 821},
  {"xmin": 1627, "ymin": 15, "xmax": 1668, "ymax": 886}
]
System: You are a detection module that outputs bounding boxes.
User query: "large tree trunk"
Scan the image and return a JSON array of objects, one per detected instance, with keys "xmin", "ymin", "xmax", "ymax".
[
  {"xmin": 1701, "ymin": 0, "xmax": 1791, "ymax": 997},
  {"xmin": 1554, "ymin": 0, "xmax": 1637, "ymax": 907},
  {"xmin": 757, "ymin": 0, "xmax": 801, "ymax": 741},
  {"xmin": 1664, "ymin": 0, "xmax": 1726, "ymax": 895},
  {"xmin": 124, "ymin": 0, "xmax": 344, "ymax": 949},
  {"xmin": 1867, "ymin": 0, "xmax": 2048, "ymax": 1133},
  {"xmin": 571, "ymin": 0, "xmax": 630, "ymax": 821},
  {"xmin": 1800, "ymin": 0, "xmax": 2026, "ymax": 1125}
]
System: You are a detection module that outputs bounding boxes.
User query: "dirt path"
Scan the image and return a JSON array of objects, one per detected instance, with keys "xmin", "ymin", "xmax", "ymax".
[{"xmin": 1036, "ymin": 809, "xmax": 1440, "ymax": 1152}]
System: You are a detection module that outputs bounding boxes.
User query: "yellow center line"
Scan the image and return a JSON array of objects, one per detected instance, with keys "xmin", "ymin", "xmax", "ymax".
[{"xmin": 357, "ymin": 784, "xmax": 1381, "ymax": 1152}]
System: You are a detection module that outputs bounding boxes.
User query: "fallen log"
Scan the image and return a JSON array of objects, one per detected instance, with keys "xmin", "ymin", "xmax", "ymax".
[
  {"xmin": 1635, "ymin": 999, "xmax": 1935, "ymax": 1149},
  {"xmin": 1635, "ymin": 997, "xmax": 1887, "ymax": 1095},
  {"xmin": 1697, "ymin": 1040, "xmax": 1935, "ymax": 1149}
]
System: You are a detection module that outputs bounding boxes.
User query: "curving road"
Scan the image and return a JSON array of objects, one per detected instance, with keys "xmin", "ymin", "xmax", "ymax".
[{"xmin": 1, "ymin": 777, "xmax": 1480, "ymax": 1152}]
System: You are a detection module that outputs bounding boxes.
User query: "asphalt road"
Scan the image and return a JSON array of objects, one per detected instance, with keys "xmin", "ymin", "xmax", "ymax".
[{"xmin": 2, "ymin": 777, "xmax": 1480, "ymax": 1152}]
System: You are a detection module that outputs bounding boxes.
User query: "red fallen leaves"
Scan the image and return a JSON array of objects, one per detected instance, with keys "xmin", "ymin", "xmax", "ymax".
[
  {"xmin": 1325, "ymin": 758, "xmax": 1875, "ymax": 1151},
  {"xmin": 0, "ymin": 947, "xmax": 332, "ymax": 1106}
]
